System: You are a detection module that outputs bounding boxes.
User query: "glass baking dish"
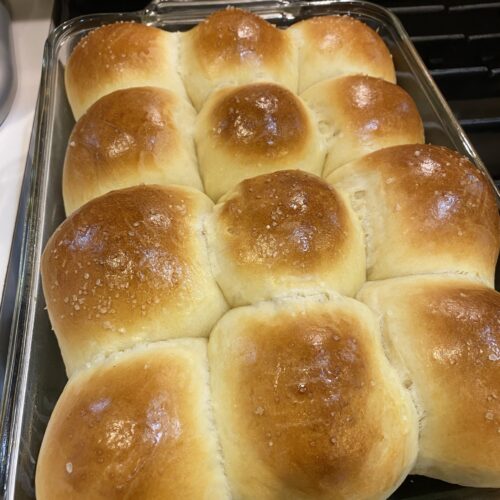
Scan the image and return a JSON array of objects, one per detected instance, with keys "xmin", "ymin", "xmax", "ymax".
[{"xmin": 0, "ymin": 1, "xmax": 498, "ymax": 498}]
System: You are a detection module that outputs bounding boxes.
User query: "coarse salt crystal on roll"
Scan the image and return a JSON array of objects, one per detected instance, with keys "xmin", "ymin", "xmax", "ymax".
[
  {"xmin": 208, "ymin": 170, "xmax": 365, "ymax": 306},
  {"xmin": 36, "ymin": 340, "xmax": 230, "ymax": 499},
  {"xmin": 328, "ymin": 144, "xmax": 500, "ymax": 285},
  {"xmin": 41, "ymin": 184, "xmax": 228, "ymax": 376},
  {"xmin": 196, "ymin": 82, "xmax": 325, "ymax": 201},
  {"xmin": 63, "ymin": 86, "xmax": 201, "ymax": 215},
  {"xmin": 209, "ymin": 294, "xmax": 418, "ymax": 499},
  {"xmin": 359, "ymin": 275, "xmax": 500, "ymax": 487},
  {"xmin": 65, "ymin": 22, "xmax": 187, "ymax": 119},
  {"xmin": 302, "ymin": 74, "xmax": 424, "ymax": 176},
  {"xmin": 180, "ymin": 7, "xmax": 298, "ymax": 110},
  {"xmin": 289, "ymin": 15, "xmax": 396, "ymax": 92}
]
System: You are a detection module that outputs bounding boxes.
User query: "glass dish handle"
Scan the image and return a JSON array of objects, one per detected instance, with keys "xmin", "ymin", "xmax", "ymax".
[{"xmin": 144, "ymin": 0, "xmax": 291, "ymax": 16}]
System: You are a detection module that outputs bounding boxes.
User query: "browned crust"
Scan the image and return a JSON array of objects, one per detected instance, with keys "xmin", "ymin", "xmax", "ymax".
[
  {"xmin": 292, "ymin": 15, "xmax": 395, "ymax": 82},
  {"xmin": 217, "ymin": 170, "xmax": 350, "ymax": 271},
  {"xmin": 65, "ymin": 23, "xmax": 172, "ymax": 109},
  {"xmin": 208, "ymin": 83, "xmax": 309, "ymax": 159},
  {"xmin": 356, "ymin": 144, "xmax": 499, "ymax": 253},
  {"xmin": 42, "ymin": 185, "xmax": 199, "ymax": 342},
  {"xmin": 63, "ymin": 87, "xmax": 180, "ymax": 202},
  {"xmin": 329, "ymin": 75, "xmax": 423, "ymax": 139},
  {"xmin": 190, "ymin": 7, "xmax": 290, "ymax": 70}
]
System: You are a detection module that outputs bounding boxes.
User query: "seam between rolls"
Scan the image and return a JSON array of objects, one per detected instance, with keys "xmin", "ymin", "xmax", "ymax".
[
  {"xmin": 173, "ymin": 30, "xmax": 194, "ymax": 108},
  {"xmin": 190, "ymin": 103, "xmax": 207, "ymax": 201},
  {"xmin": 373, "ymin": 307, "xmax": 426, "ymax": 471},
  {"xmin": 59, "ymin": 281, "xmax": 415, "ymax": 378},
  {"xmin": 370, "ymin": 269, "xmax": 489, "ymax": 288},
  {"xmin": 199, "ymin": 211, "xmax": 232, "ymax": 307},
  {"xmin": 203, "ymin": 345, "xmax": 232, "ymax": 499},
  {"xmin": 346, "ymin": 188, "xmax": 374, "ymax": 274},
  {"xmin": 69, "ymin": 336, "xmax": 211, "ymax": 377}
]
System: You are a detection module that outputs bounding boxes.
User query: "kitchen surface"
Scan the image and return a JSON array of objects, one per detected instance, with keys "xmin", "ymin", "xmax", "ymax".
[{"xmin": 0, "ymin": 0, "xmax": 51, "ymax": 294}]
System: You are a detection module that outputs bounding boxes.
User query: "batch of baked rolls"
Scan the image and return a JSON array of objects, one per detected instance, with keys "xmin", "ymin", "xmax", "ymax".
[{"xmin": 36, "ymin": 7, "xmax": 500, "ymax": 499}]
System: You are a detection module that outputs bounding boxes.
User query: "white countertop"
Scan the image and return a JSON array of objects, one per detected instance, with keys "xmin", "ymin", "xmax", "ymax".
[{"xmin": 0, "ymin": 11, "xmax": 51, "ymax": 295}]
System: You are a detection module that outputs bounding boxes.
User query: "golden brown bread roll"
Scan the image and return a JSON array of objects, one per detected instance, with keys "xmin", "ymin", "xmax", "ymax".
[
  {"xmin": 36, "ymin": 339, "xmax": 230, "ymax": 499},
  {"xmin": 63, "ymin": 86, "xmax": 202, "ymax": 215},
  {"xmin": 301, "ymin": 75, "xmax": 424, "ymax": 175},
  {"xmin": 180, "ymin": 7, "xmax": 298, "ymax": 110},
  {"xmin": 358, "ymin": 275, "xmax": 500, "ymax": 487},
  {"xmin": 195, "ymin": 82, "xmax": 326, "ymax": 201},
  {"xmin": 209, "ymin": 295, "xmax": 418, "ymax": 499},
  {"xmin": 41, "ymin": 185, "xmax": 228, "ymax": 375},
  {"xmin": 44, "ymin": 7, "xmax": 500, "ymax": 497},
  {"xmin": 208, "ymin": 170, "xmax": 365, "ymax": 306},
  {"xmin": 65, "ymin": 22, "xmax": 187, "ymax": 119},
  {"xmin": 289, "ymin": 15, "xmax": 396, "ymax": 92},
  {"xmin": 327, "ymin": 144, "xmax": 500, "ymax": 285}
]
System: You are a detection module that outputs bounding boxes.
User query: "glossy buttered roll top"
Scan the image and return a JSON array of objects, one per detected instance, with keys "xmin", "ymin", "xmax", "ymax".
[
  {"xmin": 63, "ymin": 87, "xmax": 201, "ymax": 215},
  {"xmin": 196, "ymin": 82, "xmax": 326, "ymax": 201},
  {"xmin": 181, "ymin": 7, "xmax": 298, "ymax": 110},
  {"xmin": 302, "ymin": 74, "xmax": 424, "ymax": 175},
  {"xmin": 36, "ymin": 340, "xmax": 230, "ymax": 499},
  {"xmin": 65, "ymin": 22, "xmax": 187, "ymax": 119},
  {"xmin": 209, "ymin": 295, "xmax": 418, "ymax": 499},
  {"xmin": 328, "ymin": 144, "xmax": 500, "ymax": 285},
  {"xmin": 41, "ymin": 7, "xmax": 499, "ymax": 499},
  {"xmin": 208, "ymin": 170, "xmax": 365, "ymax": 306},
  {"xmin": 41, "ymin": 185, "xmax": 228, "ymax": 375},
  {"xmin": 358, "ymin": 275, "xmax": 500, "ymax": 487},
  {"xmin": 289, "ymin": 15, "xmax": 396, "ymax": 92}
]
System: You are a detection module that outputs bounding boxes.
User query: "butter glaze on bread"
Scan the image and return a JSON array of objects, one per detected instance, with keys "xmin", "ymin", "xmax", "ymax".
[
  {"xmin": 302, "ymin": 75, "xmax": 424, "ymax": 175},
  {"xmin": 328, "ymin": 144, "xmax": 500, "ymax": 285},
  {"xmin": 209, "ymin": 295, "xmax": 418, "ymax": 499},
  {"xmin": 41, "ymin": 185, "xmax": 228, "ymax": 375},
  {"xmin": 358, "ymin": 275, "xmax": 500, "ymax": 487},
  {"xmin": 40, "ymin": 7, "xmax": 500, "ymax": 498},
  {"xmin": 290, "ymin": 15, "xmax": 396, "ymax": 92},
  {"xmin": 36, "ymin": 340, "xmax": 230, "ymax": 499},
  {"xmin": 63, "ymin": 87, "xmax": 201, "ymax": 215},
  {"xmin": 208, "ymin": 170, "xmax": 365, "ymax": 306},
  {"xmin": 65, "ymin": 22, "xmax": 187, "ymax": 119},
  {"xmin": 181, "ymin": 8, "xmax": 298, "ymax": 110},
  {"xmin": 196, "ymin": 82, "xmax": 325, "ymax": 200}
]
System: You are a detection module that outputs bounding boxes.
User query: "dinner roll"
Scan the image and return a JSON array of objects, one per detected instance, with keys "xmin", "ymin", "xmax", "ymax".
[
  {"xmin": 301, "ymin": 75, "xmax": 424, "ymax": 175},
  {"xmin": 327, "ymin": 144, "xmax": 500, "ymax": 285},
  {"xmin": 196, "ymin": 82, "xmax": 326, "ymax": 201},
  {"xmin": 63, "ymin": 87, "xmax": 202, "ymax": 215},
  {"xmin": 358, "ymin": 275, "xmax": 500, "ymax": 487},
  {"xmin": 208, "ymin": 170, "xmax": 365, "ymax": 306},
  {"xmin": 209, "ymin": 295, "xmax": 418, "ymax": 499},
  {"xmin": 289, "ymin": 15, "xmax": 396, "ymax": 92},
  {"xmin": 65, "ymin": 22, "xmax": 186, "ymax": 119},
  {"xmin": 180, "ymin": 7, "xmax": 298, "ymax": 110},
  {"xmin": 36, "ymin": 339, "xmax": 230, "ymax": 499},
  {"xmin": 41, "ymin": 185, "xmax": 228, "ymax": 376}
]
